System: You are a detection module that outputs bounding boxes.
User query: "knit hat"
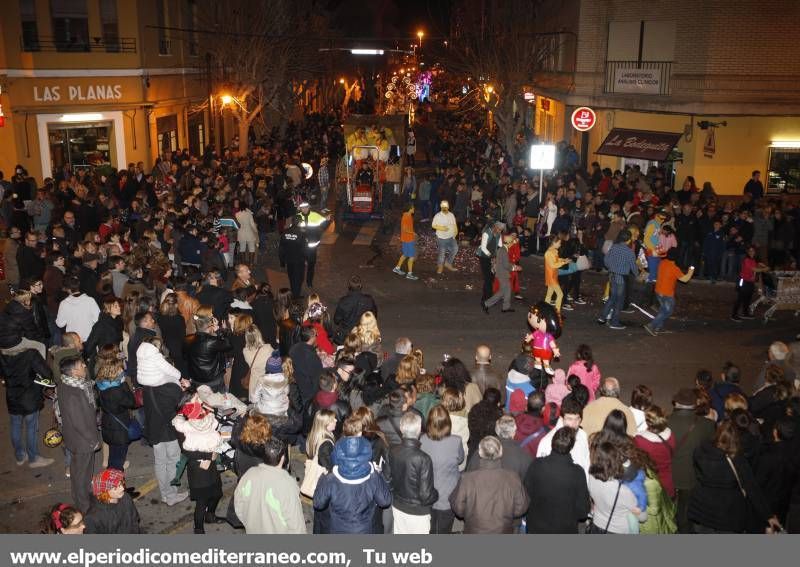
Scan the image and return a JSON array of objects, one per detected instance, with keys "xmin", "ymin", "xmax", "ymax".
[
  {"xmin": 509, "ymin": 389, "xmax": 528, "ymax": 413},
  {"xmin": 180, "ymin": 401, "xmax": 208, "ymax": 420},
  {"xmin": 672, "ymin": 388, "xmax": 697, "ymax": 409},
  {"xmin": 91, "ymin": 468, "xmax": 125, "ymax": 496},
  {"xmin": 332, "ymin": 436, "xmax": 373, "ymax": 480},
  {"xmin": 266, "ymin": 352, "xmax": 283, "ymax": 374}
]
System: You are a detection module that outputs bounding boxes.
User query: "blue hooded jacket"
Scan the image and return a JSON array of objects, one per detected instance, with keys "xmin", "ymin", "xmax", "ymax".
[{"xmin": 312, "ymin": 437, "xmax": 392, "ymax": 533}]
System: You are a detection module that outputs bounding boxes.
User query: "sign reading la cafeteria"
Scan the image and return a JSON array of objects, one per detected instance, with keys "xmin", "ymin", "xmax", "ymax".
[{"xmin": 33, "ymin": 84, "xmax": 123, "ymax": 102}]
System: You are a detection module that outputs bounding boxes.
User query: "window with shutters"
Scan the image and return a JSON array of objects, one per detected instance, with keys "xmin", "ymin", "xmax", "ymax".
[
  {"xmin": 20, "ymin": 0, "xmax": 40, "ymax": 51},
  {"xmin": 50, "ymin": 0, "xmax": 89, "ymax": 52},
  {"xmin": 100, "ymin": 0, "xmax": 120, "ymax": 52}
]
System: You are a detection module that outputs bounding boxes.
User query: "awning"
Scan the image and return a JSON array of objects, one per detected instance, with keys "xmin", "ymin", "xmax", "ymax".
[{"xmin": 596, "ymin": 128, "xmax": 682, "ymax": 161}]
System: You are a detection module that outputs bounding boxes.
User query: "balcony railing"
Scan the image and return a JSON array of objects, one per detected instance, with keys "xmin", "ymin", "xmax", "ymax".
[
  {"xmin": 21, "ymin": 35, "xmax": 136, "ymax": 53},
  {"xmin": 605, "ymin": 60, "xmax": 672, "ymax": 95}
]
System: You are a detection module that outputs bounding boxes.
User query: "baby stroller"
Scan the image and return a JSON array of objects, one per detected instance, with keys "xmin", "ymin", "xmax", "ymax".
[{"xmin": 197, "ymin": 386, "xmax": 247, "ymax": 473}]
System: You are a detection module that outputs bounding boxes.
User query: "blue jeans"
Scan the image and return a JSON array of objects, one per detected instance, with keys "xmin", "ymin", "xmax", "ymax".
[
  {"xmin": 646, "ymin": 256, "xmax": 661, "ymax": 283},
  {"xmin": 10, "ymin": 411, "xmax": 39, "ymax": 462},
  {"xmin": 437, "ymin": 237, "xmax": 458, "ymax": 266},
  {"xmin": 600, "ymin": 275, "xmax": 625, "ymax": 326},
  {"xmin": 651, "ymin": 294, "xmax": 675, "ymax": 331},
  {"xmin": 108, "ymin": 443, "xmax": 129, "ymax": 470}
]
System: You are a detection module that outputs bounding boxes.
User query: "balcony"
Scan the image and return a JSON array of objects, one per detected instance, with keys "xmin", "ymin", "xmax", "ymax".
[
  {"xmin": 605, "ymin": 60, "xmax": 672, "ymax": 95},
  {"xmin": 21, "ymin": 35, "xmax": 136, "ymax": 53}
]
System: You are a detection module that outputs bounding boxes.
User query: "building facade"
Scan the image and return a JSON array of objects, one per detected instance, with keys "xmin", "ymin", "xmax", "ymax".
[
  {"xmin": 0, "ymin": 0, "xmax": 209, "ymax": 182},
  {"xmin": 533, "ymin": 0, "xmax": 800, "ymax": 195}
]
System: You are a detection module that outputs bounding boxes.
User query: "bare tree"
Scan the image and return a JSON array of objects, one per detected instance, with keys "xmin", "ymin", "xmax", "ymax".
[
  {"xmin": 441, "ymin": 0, "xmax": 554, "ymax": 152},
  {"xmin": 198, "ymin": 0, "xmax": 329, "ymax": 153}
]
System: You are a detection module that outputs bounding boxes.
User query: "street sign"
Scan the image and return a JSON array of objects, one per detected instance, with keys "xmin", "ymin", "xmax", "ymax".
[
  {"xmin": 571, "ymin": 107, "xmax": 596, "ymax": 131},
  {"xmin": 530, "ymin": 145, "xmax": 556, "ymax": 170}
]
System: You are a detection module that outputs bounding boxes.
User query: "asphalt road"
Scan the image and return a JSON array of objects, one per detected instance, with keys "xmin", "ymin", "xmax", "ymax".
[{"xmin": 1, "ymin": 218, "xmax": 797, "ymax": 533}]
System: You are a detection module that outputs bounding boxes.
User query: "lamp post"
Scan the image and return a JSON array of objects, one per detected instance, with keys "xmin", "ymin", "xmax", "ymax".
[{"xmin": 416, "ymin": 30, "xmax": 424, "ymax": 49}]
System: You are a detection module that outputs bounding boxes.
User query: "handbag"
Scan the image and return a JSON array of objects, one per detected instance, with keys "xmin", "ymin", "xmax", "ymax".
[
  {"xmin": 133, "ymin": 387, "xmax": 144, "ymax": 408},
  {"xmin": 576, "ymin": 255, "xmax": 591, "ymax": 271},
  {"xmin": 242, "ymin": 344, "xmax": 267, "ymax": 392},
  {"xmin": 110, "ymin": 412, "xmax": 143, "ymax": 442},
  {"xmin": 300, "ymin": 453, "xmax": 326, "ymax": 498}
]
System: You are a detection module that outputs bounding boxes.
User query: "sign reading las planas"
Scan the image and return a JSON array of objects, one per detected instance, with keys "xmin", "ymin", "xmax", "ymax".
[{"xmin": 33, "ymin": 84, "xmax": 123, "ymax": 102}]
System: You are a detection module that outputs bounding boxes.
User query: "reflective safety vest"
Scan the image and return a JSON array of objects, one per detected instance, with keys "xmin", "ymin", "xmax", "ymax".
[{"xmin": 298, "ymin": 211, "xmax": 327, "ymax": 248}]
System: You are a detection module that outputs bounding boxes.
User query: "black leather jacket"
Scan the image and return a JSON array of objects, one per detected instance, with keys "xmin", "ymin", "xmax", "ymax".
[
  {"xmin": 184, "ymin": 331, "xmax": 231, "ymax": 390},
  {"xmin": 388, "ymin": 438, "xmax": 438, "ymax": 515}
]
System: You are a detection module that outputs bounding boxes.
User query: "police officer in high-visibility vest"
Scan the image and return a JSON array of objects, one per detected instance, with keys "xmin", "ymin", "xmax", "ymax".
[
  {"xmin": 278, "ymin": 216, "xmax": 307, "ymax": 298},
  {"xmin": 296, "ymin": 202, "xmax": 331, "ymax": 290}
]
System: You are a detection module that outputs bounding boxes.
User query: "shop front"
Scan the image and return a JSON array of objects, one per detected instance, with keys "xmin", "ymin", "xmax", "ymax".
[
  {"xmin": 585, "ymin": 110, "xmax": 800, "ymax": 196},
  {"xmin": 0, "ymin": 74, "xmax": 208, "ymax": 182}
]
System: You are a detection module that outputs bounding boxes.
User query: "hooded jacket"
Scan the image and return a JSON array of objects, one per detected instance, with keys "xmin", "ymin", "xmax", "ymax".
[
  {"xmin": 504, "ymin": 368, "xmax": 535, "ymax": 412},
  {"xmin": 313, "ymin": 436, "xmax": 392, "ymax": 533},
  {"xmin": 544, "ymin": 369, "xmax": 570, "ymax": 406},
  {"xmin": 56, "ymin": 293, "xmax": 100, "ymax": 342}
]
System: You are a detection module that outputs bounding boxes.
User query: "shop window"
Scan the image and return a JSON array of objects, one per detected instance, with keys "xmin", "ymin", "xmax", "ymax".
[
  {"xmin": 48, "ymin": 123, "xmax": 112, "ymax": 172},
  {"xmin": 768, "ymin": 146, "xmax": 800, "ymax": 194},
  {"xmin": 20, "ymin": 0, "xmax": 40, "ymax": 51},
  {"xmin": 100, "ymin": 0, "xmax": 119, "ymax": 52},
  {"xmin": 50, "ymin": 0, "xmax": 89, "ymax": 52}
]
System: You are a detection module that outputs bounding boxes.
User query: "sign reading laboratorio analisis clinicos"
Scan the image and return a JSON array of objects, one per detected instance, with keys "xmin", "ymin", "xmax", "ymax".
[{"xmin": 571, "ymin": 107, "xmax": 596, "ymax": 132}]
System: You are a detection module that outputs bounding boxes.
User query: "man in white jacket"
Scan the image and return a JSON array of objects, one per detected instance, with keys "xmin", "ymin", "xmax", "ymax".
[
  {"xmin": 55, "ymin": 276, "xmax": 100, "ymax": 343},
  {"xmin": 536, "ymin": 397, "xmax": 590, "ymax": 477}
]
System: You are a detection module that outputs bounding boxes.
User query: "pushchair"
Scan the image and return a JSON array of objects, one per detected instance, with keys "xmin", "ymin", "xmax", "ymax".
[{"xmin": 196, "ymin": 386, "xmax": 247, "ymax": 473}]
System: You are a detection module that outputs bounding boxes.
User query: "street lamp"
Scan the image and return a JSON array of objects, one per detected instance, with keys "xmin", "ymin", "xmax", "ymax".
[
  {"xmin": 417, "ymin": 30, "xmax": 424, "ymax": 49},
  {"xmin": 220, "ymin": 94, "xmax": 233, "ymax": 105},
  {"xmin": 339, "ymin": 78, "xmax": 345, "ymax": 84}
]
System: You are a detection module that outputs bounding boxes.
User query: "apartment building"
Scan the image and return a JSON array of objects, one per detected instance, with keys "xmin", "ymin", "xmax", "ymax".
[
  {"xmin": 0, "ymin": 0, "xmax": 209, "ymax": 182},
  {"xmin": 533, "ymin": 0, "xmax": 800, "ymax": 195}
]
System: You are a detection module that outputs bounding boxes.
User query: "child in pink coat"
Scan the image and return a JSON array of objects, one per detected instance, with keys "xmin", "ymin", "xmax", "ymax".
[
  {"xmin": 566, "ymin": 344, "xmax": 602, "ymax": 401},
  {"xmin": 544, "ymin": 369, "xmax": 570, "ymax": 406}
]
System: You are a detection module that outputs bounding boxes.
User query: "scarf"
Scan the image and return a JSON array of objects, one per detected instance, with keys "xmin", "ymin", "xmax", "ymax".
[{"xmin": 61, "ymin": 374, "xmax": 96, "ymax": 408}]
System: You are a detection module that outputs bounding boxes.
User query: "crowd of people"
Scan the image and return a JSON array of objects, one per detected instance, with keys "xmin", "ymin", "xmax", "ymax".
[{"xmin": 1, "ymin": 104, "xmax": 800, "ymax": 536}]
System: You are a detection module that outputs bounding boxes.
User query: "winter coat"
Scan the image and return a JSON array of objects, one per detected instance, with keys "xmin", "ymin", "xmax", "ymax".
[
  {"xmin": 154, "ymin": 313, "xmax": 186, "ymax": 374},
  {"xmin": 466, "ymin": 437, "xmax": 533, "ymax": 481},
  {"xmin": 251, "ymin": 295, "xmax": 277, "ymax": 347},
  {"xmin": 523, "ymin": 452, "xmax": 590, "ymax": 533},
  {"xmin": 57, "ymin": 379, "xmax": 100, "ymax": 454},
  {"xmin": 29, "ymin": 296, "xmax": 50, "ymax": 343},
  {"xmin": 635, "ymin": 429, "xmax": 676, "ymax": 497},
  {"xmin": 184, "ymin": 331, "xmax": 231, "ymax": 390},
  {"xmin": 234, "ymin": 464, "xmax": 306, "ymax": 534},
  {"xmin": 450, "ymin": 458, "xmax": 529, "ymax": 533},
  {"xmin": 566, "ymin": 361, "xmax": 601, "ymax": 401},
  {"xmin": 97, "ymin": 379, "xmax": 136, "ymax": 446},
  {"xmin": 78, "ymin": 265, "xmax": 101, "ymax": 302},
  {"xmin": 471, "ymin": 364, "xmax": 505, "ymax": 401},
  {"xmin": 235, "ymin": 209, "xmax": 259, "ymax": 245},
  {"xmin": 420, "ymin": 434, "xmax": 464, "ymax": 510},
  {"xmin": 126, "ymin": 326, "xmax": 157, "ymax": 383},
  {"xmin": 288, "ymin": 342, "xmax": 322, "ymax": 408},
  {"xmin": 136, "ymin": 341, "xmax": 181, "ymax": 387},
  {"xmin": 314, "ymin": 437, "xmax": 392, "ymax": 534},
  {"xmin": 142, "ymin": 382, "xmax": 182, "ymax": 445},
  {"xmin": 514, "ymin": 413, "xmax": 547, "ymax": 458},
  {"xmin": 388, "ymin": 438, "xmax": 439, "ymax": 515},
  {"xmin": 196, "ymin": 285, "xmax": 233, "ymax": 321},
  {"xmin": 0, "ymin": 301, "xmax": 39, "ymax": 349},
  {"xmin": 581, "ymin": 396, "xmax": 638, "ymax": 438},
  {"xmin": 332, "ymin": 291, "xmax": 378, "ymax": 342},
  {"xmin": 1, "ymin": 349, "xmax": 48, "ymax": 415},
  {"xmin": 467, "ymin": 400, "xmax": 504, "ymax": 457},
  {"xmin": 504, "ymin": 368, "xmax": 535, "ymax": 412},
  {"xmin": 544, "ymin": 369, "xmax": 570, "ymax": 406},
  {"xmin": 376, "ymin": 407, "xmax": 405, "ymax": 446},
  {"xmin": 689, "ymin": 441, "xmax": 773, "ymax": 532},
  {"xmin": 83, "ymin": 494, "xmax": 141, "ymax": 534},
  {"xmin": 84, "ymin": 313, "xmax": 124, "ymax": 359},
  {"xmin": 666, "ymin": 409, "xmax": 716, "ymax": 491},
  {"xmin": 413, "ymin": 392, "xmax": 440, "ymax": 422}
]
